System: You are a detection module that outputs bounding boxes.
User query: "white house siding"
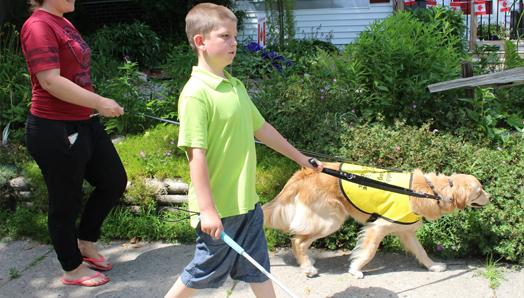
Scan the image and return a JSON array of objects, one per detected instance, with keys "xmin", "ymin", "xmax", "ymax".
[{"xmin": 236, "ymin": 2, "xmax": 393, "ymax": 46}]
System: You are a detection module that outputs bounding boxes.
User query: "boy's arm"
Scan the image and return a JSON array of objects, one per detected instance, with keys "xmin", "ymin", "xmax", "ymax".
[
  {"xmin": 254, "ymin": 122, "xmax": 324, "ymax": 170},
  {"xmin": 187, "ymin": 147, "xmax": 223, "ymax": 239}
]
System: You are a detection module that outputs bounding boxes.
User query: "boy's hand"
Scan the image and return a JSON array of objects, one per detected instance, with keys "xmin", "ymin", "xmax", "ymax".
[
  {"xmin": 200, "ymin": 210, "xmax": 224, "ymax": 239},
  {"xmin": 305, "ymin": 157, "xmax": 324, "ymax": 171}
]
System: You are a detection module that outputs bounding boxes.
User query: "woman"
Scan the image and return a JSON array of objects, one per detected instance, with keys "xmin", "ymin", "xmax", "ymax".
[{"xmin": 21, "ymin": 0, "xmax": 127, "ymax": 287}]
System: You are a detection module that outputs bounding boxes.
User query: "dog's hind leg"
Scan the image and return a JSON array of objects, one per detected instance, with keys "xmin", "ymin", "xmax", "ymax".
[
  {"xmin": 291, "ymin": 235, "xmax": 320, "ymax": 277},
  {"xmin": 397, "ymin": 231, "xmax": 446, "ymax": 272},
  {"xmin": 349, "ymin": 223, "xmax": 388, "ymax": 279}
]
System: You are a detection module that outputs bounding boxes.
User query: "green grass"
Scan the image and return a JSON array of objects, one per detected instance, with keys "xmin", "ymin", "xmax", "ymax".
[
  {"xmin": 115, "ymin": 123, "xmax": 188, "ymax": 182},
  {"xmin": 9, "ymin": 267, "xmax": 20, "ymax": 279},
  {"xmin": 0, "ymin": 208, "xmax": 49, "ymax": 243},
  {"xmin": 479, "ymin": 255, "xmax": 505, "ymax": 289},
  {"xmin": 28, "ymin": 255, "xmax": 46, "ymax": 268}
]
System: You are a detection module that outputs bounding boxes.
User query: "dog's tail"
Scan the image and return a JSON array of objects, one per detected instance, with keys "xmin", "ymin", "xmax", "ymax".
[{"xmin": 262, "ymin": 168, "xmax": 316, "ymax": 232}]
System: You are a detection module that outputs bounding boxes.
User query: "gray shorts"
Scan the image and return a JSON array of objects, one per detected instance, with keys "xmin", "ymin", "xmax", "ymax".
[{"xmin": 180, "ymin": 203, "xmax": 270, "ymax": 289}]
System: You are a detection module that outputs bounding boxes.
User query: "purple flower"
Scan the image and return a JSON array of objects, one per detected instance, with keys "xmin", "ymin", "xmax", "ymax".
[
  {"xmin": 246, "ymin": 42, "xmax": 262, "ymax": 52},
  {"xmin": 320, "ymin": 88, "xmax": 325, "ymax": 93},
  {"xmin": 412, "ymin": 104, "xmax": 417, "ymax": 109},
  {"xmin": 320, "ymin": 95, "xmax": 325, "ymax": 100},
  {"xmin": 436, "ymin": 244, "xmax": 444, "ymax": 252}
]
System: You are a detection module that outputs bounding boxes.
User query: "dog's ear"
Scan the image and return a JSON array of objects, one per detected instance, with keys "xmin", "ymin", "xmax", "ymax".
[
  {"xmin": 451, "ymin": 174, "xmax": 482, "ymax": 209},
  {"xmin": 450, "ymin": 176, "xmax": 468, "ymax": 209}
]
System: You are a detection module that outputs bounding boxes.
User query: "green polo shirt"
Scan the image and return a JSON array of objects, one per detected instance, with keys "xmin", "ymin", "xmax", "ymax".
[{"xmin": 177, "ymin": 66, "xmax": 265, "ymax": 227}]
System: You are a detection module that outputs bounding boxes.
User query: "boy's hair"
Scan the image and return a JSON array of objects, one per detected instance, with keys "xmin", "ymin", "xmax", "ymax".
[{"xmin": 185, "ymin": 3, "xmax": 237, "ymax": 50}]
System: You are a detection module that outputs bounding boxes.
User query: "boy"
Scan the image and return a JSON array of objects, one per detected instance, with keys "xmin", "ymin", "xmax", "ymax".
[{"xmin": 164, "ymin": 3, "xmax": 323, "ymax": 298}]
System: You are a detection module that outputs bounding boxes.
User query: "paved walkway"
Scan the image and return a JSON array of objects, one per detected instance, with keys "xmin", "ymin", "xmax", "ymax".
[{"xmin": 1, "ymin": 240, "xmax": 523, "ymax": 298}]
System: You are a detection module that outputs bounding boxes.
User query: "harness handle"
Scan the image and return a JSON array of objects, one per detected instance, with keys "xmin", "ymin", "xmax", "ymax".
[{"xmin": 308, "ymin": 158, "xmax": 440, "ymax": 200}]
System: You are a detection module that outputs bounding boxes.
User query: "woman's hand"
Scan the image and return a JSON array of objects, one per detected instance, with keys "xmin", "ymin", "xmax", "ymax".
[{"xmin": 95, "ymin": 97, "xmax": 124, "ymax": 117}]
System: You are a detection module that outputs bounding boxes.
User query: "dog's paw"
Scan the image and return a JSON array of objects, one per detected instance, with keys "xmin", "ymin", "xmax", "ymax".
[
  {"xmin": 348, "ymin": 268, "xmax": 364, "ymax": 279},
  {"xmin": 429, "ymin": 263, "xmax": 447, "ymax": 272},
  {"xmin": 302, "ymin": 266, "xmax": 319, "ymax": 278}
]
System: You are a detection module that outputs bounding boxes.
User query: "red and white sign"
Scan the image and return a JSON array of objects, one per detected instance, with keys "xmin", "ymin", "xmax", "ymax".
[
  {"xmin": 427, "ymin": 0, "xmax": 437, "ymax": 7},
  {"xmin": 404, "ymin": 0, "xmax": 416, "ymax": 6},
  {"xmin": 499, "ymin": 0, "xmax": 510, "ymax": 12},
  {"xmin": 474, "ymin": 0, "xmax": 487, "ymax": 15},
  {"xmin": 450, "ymin": 1, "xmax": 465, "ymax": 12},
  {"xmin": 257, "ymin": 16, "xmax": 266, "ymax": 48}
]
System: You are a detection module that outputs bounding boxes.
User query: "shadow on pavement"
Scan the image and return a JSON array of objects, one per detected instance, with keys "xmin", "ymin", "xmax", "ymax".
[{"xmin": 331, "ymin": 286, "xmax": 399, "ymax": 298}]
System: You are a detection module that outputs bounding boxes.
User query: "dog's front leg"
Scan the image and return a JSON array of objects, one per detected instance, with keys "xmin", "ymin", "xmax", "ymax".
[
  {"xmin": 398, "ymin": 231, "xmax": 446, "ymax": 272},
  {"xmin": 349, "ymin": 224, "xmax": 388, "ymax": 279}
]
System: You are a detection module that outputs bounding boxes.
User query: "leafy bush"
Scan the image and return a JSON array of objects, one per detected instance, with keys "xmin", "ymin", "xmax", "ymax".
[
  {"xmin": 96, "ymin": 61, "xmax": 151, "ymax": 135},
  {"xmin": 410, "ymin": 7, "xmax": 467, "ymax": 52},
  {"xmin": 477, "ymin": 23, "xmax": 509, "ymax": 40},
  {"xmin": 458, "ymin": 88, "xmax": 523, "ymax": 144},
  {"xmin": 251, "ymin": 52, "xmax": 357, "ymax": 152},
  {"xmin": 88, "ymin": 22, "xmax": 160, "ymax": 69},
  {"xmin": 0, "ymin": 24, "xmax": 31, "ymax": 142},
  {"xmin": 472, "ymin": 44, "xmax": 502, "ymax": 75},
  {"xmin": 345, "ymin": 11, "xmax": 465, "ymax": 129},
  {"xmin": 161, "ymin": 44, "xmax": 196, "ymax": 95}
]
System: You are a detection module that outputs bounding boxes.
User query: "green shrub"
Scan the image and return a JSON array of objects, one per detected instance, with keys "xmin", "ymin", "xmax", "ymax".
[
  {"xmin": 0, "ymin": 24, "xmax": 31, "ymax": 143},
  {"xmin": 477, "ymin": 23, "xmax": 509, "ymax": 41},
  {"xmin": 252, "ymin": 48, "xmax": 367, "ymax": 152},
  {"xmin": 88, "ymin": 22, "xmax": 160, "ymax": 69},
  {"xmin": 345, "ymin": 11, "xmax": 465, "ymax": 129},
  {"xmin": 459, "ymin": 88, "xmax": 524, "ymax": 144},
  {"xmin": 410, "ymin": 7, "xmax": 467, "ymax": 52},
  {"xmin": 161, "ymin": 43, "xmax": 196, "ymax": 95},
  {"xmin": 96, "ymin": 61, "xmax": 151, "ymax": 135}
]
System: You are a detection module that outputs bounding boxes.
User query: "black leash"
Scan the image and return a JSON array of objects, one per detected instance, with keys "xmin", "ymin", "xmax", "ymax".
[{"xmin": 308, "ymin": 158, "xmax": 442, "ymax": 200}]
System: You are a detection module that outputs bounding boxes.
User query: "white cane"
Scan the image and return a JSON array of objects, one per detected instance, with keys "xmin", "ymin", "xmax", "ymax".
[{"xmin": 220, "ymin": 232, "xmax": 299, "ymax": 298}]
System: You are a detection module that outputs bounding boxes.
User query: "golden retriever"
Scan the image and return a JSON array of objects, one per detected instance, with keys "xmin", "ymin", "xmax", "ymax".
[{"xmin": 263, "ymin": 162, "xmax": 490, "ymax": 278}]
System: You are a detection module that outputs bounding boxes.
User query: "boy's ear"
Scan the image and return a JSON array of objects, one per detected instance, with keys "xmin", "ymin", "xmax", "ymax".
[{"xmin": 193, "ymin": 34, "xmax": 206, "ymax": 51}]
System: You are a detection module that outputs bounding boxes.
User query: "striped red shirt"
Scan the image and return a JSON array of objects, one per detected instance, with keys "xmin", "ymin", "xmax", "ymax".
[{"xmin": 21, "ymin": 10, "xmax": 94, "ymax": 120}]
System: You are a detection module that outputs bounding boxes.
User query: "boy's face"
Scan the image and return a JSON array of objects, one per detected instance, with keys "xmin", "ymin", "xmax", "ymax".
[{"xmin": 200, "ymin": 19, "xmax": 238, "ymax": 69}]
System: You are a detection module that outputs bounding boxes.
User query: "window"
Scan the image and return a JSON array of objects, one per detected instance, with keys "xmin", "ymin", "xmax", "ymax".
[{"xmin": 242, "ymin": 0, "xmax": 371, "ymax": 10}]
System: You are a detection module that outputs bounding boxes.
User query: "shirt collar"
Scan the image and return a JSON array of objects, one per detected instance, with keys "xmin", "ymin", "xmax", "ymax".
[{"xmin": 191, "ymin": 66, "xmax": 237, "ymax": 90}]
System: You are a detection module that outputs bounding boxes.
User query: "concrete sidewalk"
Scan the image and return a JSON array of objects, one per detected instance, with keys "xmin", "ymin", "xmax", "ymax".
[{"xmin": 1, "ymin": 240, "xmax": 522, "ymax": 298}]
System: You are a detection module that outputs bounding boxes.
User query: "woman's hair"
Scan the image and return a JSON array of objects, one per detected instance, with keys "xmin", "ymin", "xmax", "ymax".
[{"xmin": 28, "ymin": 0, "xmax": 44, "ymax": 12}]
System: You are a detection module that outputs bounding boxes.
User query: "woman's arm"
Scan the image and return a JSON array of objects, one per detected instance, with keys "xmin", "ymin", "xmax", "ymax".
[{"xmin": 36, "ymin": 68, "xmax": 123, "ymax": 117}]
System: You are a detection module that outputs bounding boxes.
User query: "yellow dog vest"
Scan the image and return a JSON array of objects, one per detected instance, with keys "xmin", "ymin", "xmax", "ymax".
[{"xmin": 339, "ymin": 163, "xmax": 421, "ymax": 224}]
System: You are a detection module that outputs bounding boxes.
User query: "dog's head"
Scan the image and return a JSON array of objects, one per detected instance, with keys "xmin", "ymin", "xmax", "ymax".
[{"xmin": 446, "ymin": 174, "xmax": 490, "ymax": 210}]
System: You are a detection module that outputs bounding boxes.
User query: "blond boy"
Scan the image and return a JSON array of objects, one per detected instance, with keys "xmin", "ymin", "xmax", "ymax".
[{"xmin": 164, "ymin": 3, "xmax": 322, "ymax": 298}]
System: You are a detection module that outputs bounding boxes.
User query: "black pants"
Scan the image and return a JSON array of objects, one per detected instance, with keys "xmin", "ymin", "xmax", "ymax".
[{"xmin": 25, "ymin": 113, "xmax": 127, "ymax": 271}]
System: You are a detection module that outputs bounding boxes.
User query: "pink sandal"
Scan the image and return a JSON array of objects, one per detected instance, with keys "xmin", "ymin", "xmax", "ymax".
[
  {"xmin": 83, "ymin": 255, "xmax": 113, "ymax": 271},
  {"xmin": 61, "ymin": 271, "xmax": 110, "ymax": 287}
]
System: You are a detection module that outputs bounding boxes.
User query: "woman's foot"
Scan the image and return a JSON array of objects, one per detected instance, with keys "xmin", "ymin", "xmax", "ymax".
[
  {"xmin": 78, "ymin": 240, "xmax": 112, "ymax": 271},
  {"xmin": 62, "ymin": 264, "xmax": 109, "ymax": 287}
]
